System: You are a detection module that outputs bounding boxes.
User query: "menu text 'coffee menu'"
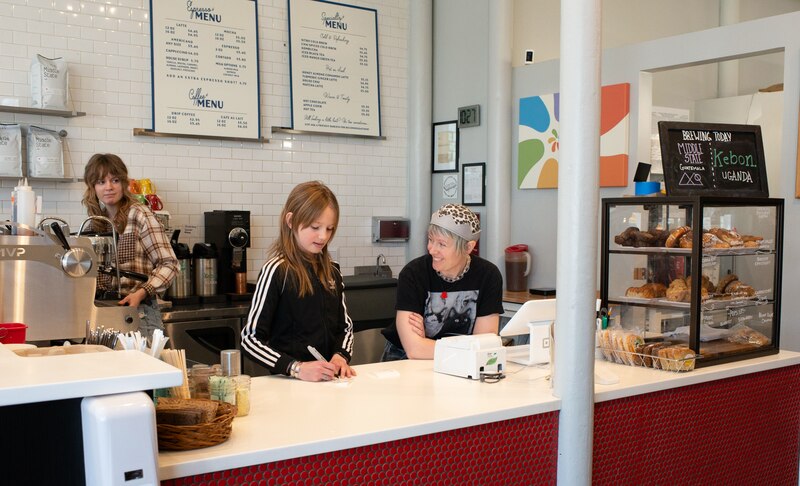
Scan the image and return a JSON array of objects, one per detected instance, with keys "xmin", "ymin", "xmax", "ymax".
[{"xmin": 150, "ymin": 0, "xmax": 260, "ymax": 140}]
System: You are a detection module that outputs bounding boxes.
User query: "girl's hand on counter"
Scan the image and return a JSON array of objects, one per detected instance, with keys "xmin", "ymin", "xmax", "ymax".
[
  {"xmin": 119, "ymin": 288, "xmax": 147, "ymax": 308},
  {"xmin": 299, "ymin": 360, "xmax": 339, "ymax": 382},
  {"xmin": 408, "ymin": 312, "xmax": 425, "ymax": 337},
  {"xmin": 331, "ymin": 353, "xmax": 356, "ymax": 378}
]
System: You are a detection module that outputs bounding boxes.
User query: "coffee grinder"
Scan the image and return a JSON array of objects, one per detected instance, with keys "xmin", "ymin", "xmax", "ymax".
[{"xmin": 204, "ymin": 210, "xmax": 251, "ymax": 301}]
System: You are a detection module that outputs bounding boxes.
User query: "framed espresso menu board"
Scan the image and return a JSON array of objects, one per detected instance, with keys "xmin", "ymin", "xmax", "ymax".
[
  {"xmin": 288, "ymin": 0, "xmax": 382, "ymax": 137},
  {"xmin": 658, "ymin": 121, "xmax": 769, "ymax": 197},
  {"xmin": 149, "ymin": 0, "xmax": 261, "ymax": 140}
]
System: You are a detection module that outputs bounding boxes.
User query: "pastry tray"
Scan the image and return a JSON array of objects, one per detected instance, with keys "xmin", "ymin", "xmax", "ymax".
[{"xmin": 598, "ymin": 347, "xmax": 697, "ymax": 372}]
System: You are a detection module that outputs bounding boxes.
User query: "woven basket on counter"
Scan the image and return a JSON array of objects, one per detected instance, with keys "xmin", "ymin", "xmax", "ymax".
[{"xmin": 156, "ymin": 399, "xmax": 237, "ymax": 451}]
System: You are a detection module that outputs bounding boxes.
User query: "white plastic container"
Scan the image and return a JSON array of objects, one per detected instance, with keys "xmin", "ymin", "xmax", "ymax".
[{"xmin": 11, "ymin": 178, "xmax": 36, "ymax": 235}]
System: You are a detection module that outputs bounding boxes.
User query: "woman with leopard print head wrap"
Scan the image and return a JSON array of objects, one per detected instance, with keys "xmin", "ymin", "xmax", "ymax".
[{"xmin": 381, "ymin": 204, "xmax": 504, "ymax": 361}]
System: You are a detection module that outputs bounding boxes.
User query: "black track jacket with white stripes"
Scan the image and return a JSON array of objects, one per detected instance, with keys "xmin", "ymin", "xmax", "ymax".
[{"xmin": 241, "ymin": 256, "xmax": 354, "ymax": 376}]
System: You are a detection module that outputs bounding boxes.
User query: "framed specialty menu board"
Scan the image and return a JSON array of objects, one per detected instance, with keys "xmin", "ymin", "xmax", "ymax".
[
  {"xmin": 288, "ymin": 0, "xmax": 381, "ymax": 137},
  {"xmin": 150, "ymin": 0, "xmax": 261, "ymax": 140},
  {"xmin": 658, "ymin": 121, "xmax": 769, "ymax": 197}
]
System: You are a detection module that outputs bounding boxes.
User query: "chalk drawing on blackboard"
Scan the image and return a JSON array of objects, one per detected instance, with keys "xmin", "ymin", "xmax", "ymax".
[{"xmin": 679, "ymin": 172, "xmax": 703, "ymax": 186}]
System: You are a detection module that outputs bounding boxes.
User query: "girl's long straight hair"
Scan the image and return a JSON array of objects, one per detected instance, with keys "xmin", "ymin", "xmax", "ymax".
[{"xmin": 272, "ymin": 181, "xmax": 340, "ymax": 297}]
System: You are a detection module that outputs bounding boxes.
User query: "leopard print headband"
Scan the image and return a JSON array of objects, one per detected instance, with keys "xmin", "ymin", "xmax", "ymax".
[{"xmin": 429, "ymin": 204, "xmax": 481, "ymax": 242}]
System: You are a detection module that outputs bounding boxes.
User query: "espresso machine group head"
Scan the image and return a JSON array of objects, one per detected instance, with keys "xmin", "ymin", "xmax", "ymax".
[{"xmin": 204, "ymin": 210, "xmax": 250, "ymax": 298}]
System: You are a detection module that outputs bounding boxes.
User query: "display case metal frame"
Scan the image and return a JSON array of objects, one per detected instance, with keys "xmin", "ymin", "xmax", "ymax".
[{"xmin": 601, "ymin": 195, "xmax": 784, "ymax": 367}]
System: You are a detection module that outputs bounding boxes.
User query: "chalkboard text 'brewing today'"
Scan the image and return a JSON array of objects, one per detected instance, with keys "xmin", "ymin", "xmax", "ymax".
[{"xmin": 659, "ymin": 122, "xmax": 768, "ymax": 197}]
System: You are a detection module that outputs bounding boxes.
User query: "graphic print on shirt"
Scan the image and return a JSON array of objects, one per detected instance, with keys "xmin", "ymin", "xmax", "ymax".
[{"xmin": 424, "ymin": 290, "xmax": 478, "ymax": 337}]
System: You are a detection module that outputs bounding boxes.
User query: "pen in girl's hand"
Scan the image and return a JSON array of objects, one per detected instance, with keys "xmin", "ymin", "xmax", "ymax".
[{"xmin": 307, "ymin": 345, "xmax": 326, "ymax": 362}]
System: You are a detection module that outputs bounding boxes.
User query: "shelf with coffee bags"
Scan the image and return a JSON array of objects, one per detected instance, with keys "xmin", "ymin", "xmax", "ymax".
[{"xmin": 0, "ymin": 125, "xmax": 77, "ymax": 182}]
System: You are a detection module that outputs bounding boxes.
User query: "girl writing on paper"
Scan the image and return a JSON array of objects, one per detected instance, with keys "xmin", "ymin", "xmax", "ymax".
[{"xmin": 241, "ymin": 181, "xmax": 355, "ymax": 381}]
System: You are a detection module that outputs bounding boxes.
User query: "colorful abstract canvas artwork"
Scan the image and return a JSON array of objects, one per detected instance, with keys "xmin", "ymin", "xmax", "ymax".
[{"xmin": 518, "ymin": 83, "xmax": 630, "ymax": 189}]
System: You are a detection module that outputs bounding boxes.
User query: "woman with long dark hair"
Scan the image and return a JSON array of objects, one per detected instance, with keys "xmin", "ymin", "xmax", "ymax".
[{"xmin": 82, "ymin": 153, "xmax": 177, "ymax": 337}]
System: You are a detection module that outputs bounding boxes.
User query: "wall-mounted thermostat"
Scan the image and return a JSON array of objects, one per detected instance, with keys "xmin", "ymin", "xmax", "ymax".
[{"xmin": 372, "ymin": 217, "xmax": 410, "ymax": 242}]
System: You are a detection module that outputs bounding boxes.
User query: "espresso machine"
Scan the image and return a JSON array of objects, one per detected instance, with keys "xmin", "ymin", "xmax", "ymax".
[{"xmin": 204, "ymin": 210, "xmax": 251, "ymax": 300}]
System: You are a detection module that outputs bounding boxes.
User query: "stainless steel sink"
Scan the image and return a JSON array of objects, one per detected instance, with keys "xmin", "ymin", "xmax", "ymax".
[{"xmin": 353, "ymin": 265, "xmax": 393, "ymax": 278}]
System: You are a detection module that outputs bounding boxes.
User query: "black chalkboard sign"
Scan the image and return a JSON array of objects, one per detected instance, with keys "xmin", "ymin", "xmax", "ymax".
[{"xmin": 658, "ymin": 121, "xmax": 769, "ymax": 197}]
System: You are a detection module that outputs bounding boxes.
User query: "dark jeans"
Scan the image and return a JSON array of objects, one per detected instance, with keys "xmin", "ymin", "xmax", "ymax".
[{"xmin": 380, "ymin": 340, "xmax": 408, "ymax": 362}]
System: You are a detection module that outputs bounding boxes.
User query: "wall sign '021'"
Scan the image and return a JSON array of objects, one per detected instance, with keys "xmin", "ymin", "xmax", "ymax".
[{"xmin": 458, "ymin": 105, "xmax": 480, "ymax": 128}]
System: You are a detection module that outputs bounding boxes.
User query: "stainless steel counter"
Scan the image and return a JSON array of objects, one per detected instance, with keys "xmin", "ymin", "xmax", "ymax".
[{"xmin": 161, "ymin": 302, "xmax": 251, "ymax": 323}]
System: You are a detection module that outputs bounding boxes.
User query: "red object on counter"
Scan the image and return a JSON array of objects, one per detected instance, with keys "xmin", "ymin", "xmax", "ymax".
[{"xmin": 0, "ymin": 323, "xmax": 27, "ymax": 344}]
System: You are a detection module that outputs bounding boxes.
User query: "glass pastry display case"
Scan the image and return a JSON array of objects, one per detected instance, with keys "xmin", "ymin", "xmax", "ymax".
[{"xmin": 600, "ymin": 196, "xmax": 783, "ymax": 368}]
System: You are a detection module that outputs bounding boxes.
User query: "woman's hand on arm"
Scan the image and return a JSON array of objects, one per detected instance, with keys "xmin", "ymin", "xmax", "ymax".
[
  {"xmin": 396, "ymin": 310, "xmax": 436, "ymax": 359},
  {"xmin": 331, "ymin": 353, "xmax": 356, "ymax": 378},
  {"xmin": 473, "ymin": 314, "xmax": 500, "ymax": 335}
]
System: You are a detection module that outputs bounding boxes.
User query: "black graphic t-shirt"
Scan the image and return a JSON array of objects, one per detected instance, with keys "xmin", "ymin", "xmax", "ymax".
[{"xmin": 382, "ymin": 254, "xmax": 504, "ymax": 348}]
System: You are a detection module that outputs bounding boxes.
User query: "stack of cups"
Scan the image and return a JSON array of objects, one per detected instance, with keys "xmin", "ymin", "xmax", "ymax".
[{"xmin": 217, "ymin": 349, "xmax": 250, "ymax": 417}]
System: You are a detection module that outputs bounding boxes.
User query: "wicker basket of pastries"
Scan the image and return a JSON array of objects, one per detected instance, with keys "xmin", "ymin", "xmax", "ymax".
[{"xmin": 155, "ymin": 398, "xmax": 237, "ymax": 451}]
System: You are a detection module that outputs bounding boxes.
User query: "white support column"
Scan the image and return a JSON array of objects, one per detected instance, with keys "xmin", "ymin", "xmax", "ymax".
[
  {"xmin": 407, "ymin": 0, "xmax": 433, "ymax": 259},
  {"xmin": 718, "ymin": 0, "xmax": 740, "ymax": 98},
  {"xmin": 554, "ymin": 0, "xmax": 602, "ymax": 484},
  {"xmin": 486, "ymin": 0, "xmax": 514, "ymax": 267}
]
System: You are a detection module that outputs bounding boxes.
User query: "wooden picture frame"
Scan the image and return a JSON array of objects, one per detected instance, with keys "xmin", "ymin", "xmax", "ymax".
[
  {"xmin": 432, "ymin": 121, "xmax": 459, "ymax": 173},
  {"xmin": 462, "ymin": 162, "xmax": 486, "ymax": 206}
]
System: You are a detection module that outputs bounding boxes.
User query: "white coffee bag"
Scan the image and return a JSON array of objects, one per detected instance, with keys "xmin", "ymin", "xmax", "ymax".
[
  {"xmin": 30, "ymin": 55, "xmax": 69, "ymax": 110},
  {"xmin": 0, "ymin": 124, "xmax": 23, "ymax": 177},
  {"xmin": 27, "ymin": 126, "xmax": 64, "ymax": 178}
]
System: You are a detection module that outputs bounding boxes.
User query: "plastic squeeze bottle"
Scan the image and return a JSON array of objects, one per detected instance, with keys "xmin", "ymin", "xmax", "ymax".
[{"xmin": 11, "ymin": 178, "xmax": 36, "ymax": 235}]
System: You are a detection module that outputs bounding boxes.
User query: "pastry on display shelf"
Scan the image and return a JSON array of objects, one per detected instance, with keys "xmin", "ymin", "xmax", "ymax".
[
  {"xmin": 665, "ymin": 273, "xmax": 755, "ymax": 302},
  {"xmin": 666, "ymin": 276, "xmax": 709, "ymax": 302},
  {"xmin": 625, "ymin": 282, "xmax": 667, "ymax": 298},
  {"xmin": 618, "ymin": 224, "xmax": 764, "ymax": 249},
  {"xmin": 665, "ymin": 225, "xmax": 691, "ymax": 248},
  {"xmin": 613, "ymin": 226, "xmax": 669, "ymax": 248}
]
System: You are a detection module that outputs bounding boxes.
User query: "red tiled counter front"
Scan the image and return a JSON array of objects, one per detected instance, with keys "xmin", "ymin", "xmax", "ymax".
[
  {"xmin": 594, "ymin": 364, "xmax": 800, "ymax": 485},
  {"xmin": 158, "ymin": 356, "xmax": 800, "ymax": 485},
  {"xmin": 162, "ymin": 412, "xmax": 559, "ymax": 485}
]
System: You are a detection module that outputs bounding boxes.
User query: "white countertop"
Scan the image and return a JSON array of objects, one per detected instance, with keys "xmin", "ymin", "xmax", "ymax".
[
  {"xmin": 0, "ymin": 344, "xmax": 183, "ymax": 406},
  {"xmin": 158, "ymin": 350, "xmax": 800, "ymax": 480}
]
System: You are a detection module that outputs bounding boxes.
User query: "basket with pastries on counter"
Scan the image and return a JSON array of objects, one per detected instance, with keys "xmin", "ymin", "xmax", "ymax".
[{"xmin": 596, "ymin": 326, "xmax": 696, "ymax": 372}]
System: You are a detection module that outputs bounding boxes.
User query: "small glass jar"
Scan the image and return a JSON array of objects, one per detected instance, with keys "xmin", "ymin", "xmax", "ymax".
[
  {"xmin": 209, "ymin": 375, "xmax": 236, "ymax": 405},
  {"xmin": 190, "ymin": 364, "xmax": 214, "ymax": 400},
  {"xmin": 234, "ymin": 374, "xmax": 251, "ymax": 417}
]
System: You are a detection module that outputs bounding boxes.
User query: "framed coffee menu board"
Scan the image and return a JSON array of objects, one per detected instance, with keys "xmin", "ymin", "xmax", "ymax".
[
  {"xmin": 288, "ymin": 0, "xmax": 381, "ymax": 137},
  {"xmin": 658, "ymin": 121, "xmax": 769, "ymax": 197},
  {"xmin": 150, "ymin": 0, "xmax": 261, "ymax": 140}
]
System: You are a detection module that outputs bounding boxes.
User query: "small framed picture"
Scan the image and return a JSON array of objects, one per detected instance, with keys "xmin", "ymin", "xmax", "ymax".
[
  {"xmin": 462, "ymin": 162, "xmax": 486, "ymax": 206},
  {"xmin": 432, "ymin": 121, "xmax": 459, "ymax": 173}
]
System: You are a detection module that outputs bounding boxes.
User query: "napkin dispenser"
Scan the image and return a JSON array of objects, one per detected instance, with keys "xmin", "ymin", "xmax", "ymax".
[{"xmin": 433, "ymin": 334, "xmax": 506, "ymax": 380}]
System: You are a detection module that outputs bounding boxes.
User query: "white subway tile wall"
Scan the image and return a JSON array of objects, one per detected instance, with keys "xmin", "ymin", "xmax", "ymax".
[{"xmin": 0, "ymin": 0, "xmax": 409, "ymax": 281}]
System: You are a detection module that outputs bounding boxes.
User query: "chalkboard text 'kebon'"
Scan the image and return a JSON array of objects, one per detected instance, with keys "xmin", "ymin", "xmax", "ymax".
[{"xmin": 712, "ymin": 149, "xmax": 756, "ymax": 168}]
